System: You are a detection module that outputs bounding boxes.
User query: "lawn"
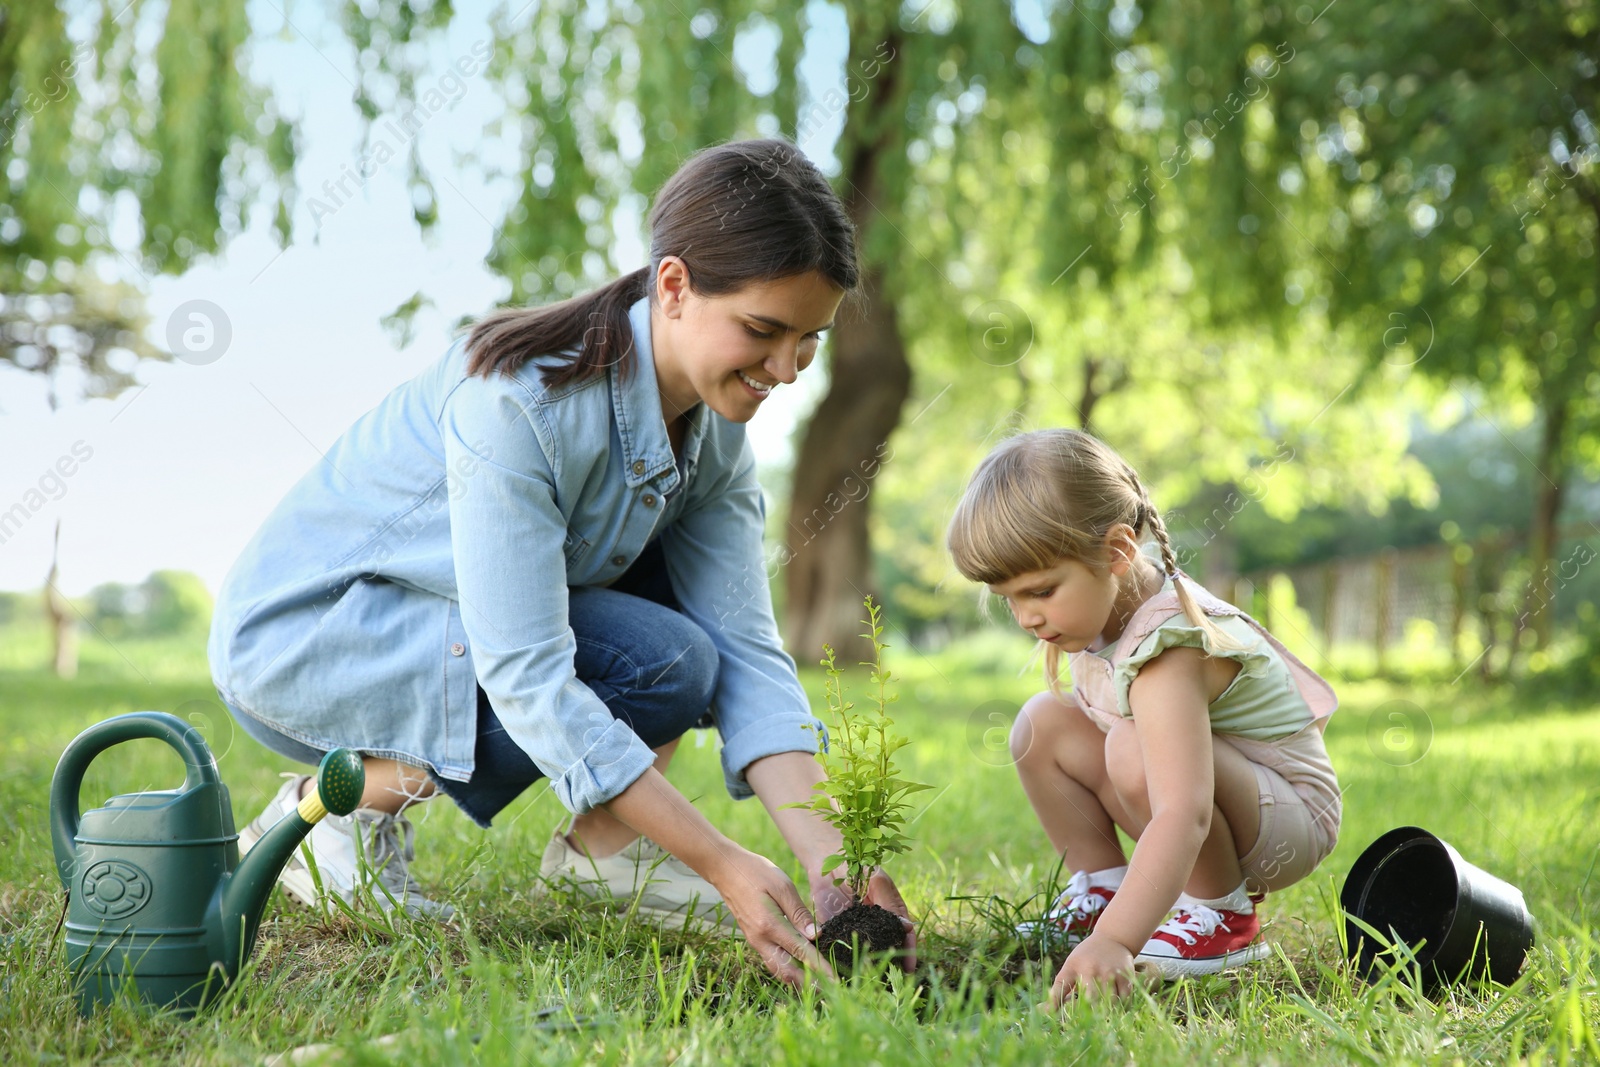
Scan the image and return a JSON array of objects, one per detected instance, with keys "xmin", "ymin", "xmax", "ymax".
[{"xmin": 1, "ymin": 624, "xmax": 1596, "ymax": 1064}]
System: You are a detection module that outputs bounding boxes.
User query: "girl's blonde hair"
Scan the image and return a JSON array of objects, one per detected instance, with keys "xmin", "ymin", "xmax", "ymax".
[{"xmin": 946, "ymin": 428, "xmax": 1242, "ymax": 692}]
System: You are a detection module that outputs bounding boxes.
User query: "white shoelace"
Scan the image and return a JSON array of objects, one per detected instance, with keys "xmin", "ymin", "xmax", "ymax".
[
  {"xmin": 1155, "ymin": 904, "xmax": 1230, "ymax": 945},
  {"xmin": 273, "ymin": 773, "xmax": 418, "ymax": 888},
  {"xmin": 354, "ymin": 810, "xmax": 421, "ymax": 896},
  {"xmin": 1047, "ymin": 871, "xmax": 1110, "ymax": 924}
]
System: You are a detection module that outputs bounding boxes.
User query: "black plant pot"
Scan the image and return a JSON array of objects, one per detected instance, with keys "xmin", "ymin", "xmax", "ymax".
[{"xmin": 1341, "ymin": 826, "xmax": 1535, "ymax": 988}]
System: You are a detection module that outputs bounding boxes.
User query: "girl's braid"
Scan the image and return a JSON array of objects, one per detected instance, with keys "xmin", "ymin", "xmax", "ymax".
[
  {"xmin": 1123, "ymin": 461, "xmax": 1244, "ymax": 650},
  {"xmin": 1145, "ymin": 506, "xmax": 1182, "ymax": 580},
  {"xmin": 1123, "ymin": 465, "xmax": 1179, "ymax": 578}
]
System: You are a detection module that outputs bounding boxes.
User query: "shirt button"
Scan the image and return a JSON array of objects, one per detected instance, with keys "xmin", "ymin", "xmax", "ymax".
[
  {"xmin": 612, "ymin": 555, "xmax": 627, "ymax": 566},
  {"xmin": 631, "ymin": 460, "xmax": 645, "ymax": 475},
  {"xmin": 643, "ymin": 494, "xmax": 656, "ymax": 507},
  {"xmin": 450, "ymin": 643, "xmax": 465, "ymax": 656}
]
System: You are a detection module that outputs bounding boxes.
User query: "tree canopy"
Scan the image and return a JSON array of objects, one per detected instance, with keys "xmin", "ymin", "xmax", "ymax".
[
  {"xmin": 8, "ymin": 0, "xmax": 1593, "ymax": 661},
  {"xmin": 0, "ymin": 0, "xmax": 293, "ymax": 406}
]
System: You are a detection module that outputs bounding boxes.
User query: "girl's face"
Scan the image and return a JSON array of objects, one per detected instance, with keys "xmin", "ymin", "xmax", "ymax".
[
  {"xmin": 653, "ymin": 262, "xmax": 845, "ymax": 424},
  {"xmin": 988, "ymin": 558, "xmax": 1122, "ymax": 653},
  {"xmin": 987, "ymin": 527, "xmax": 1148, "ymax": 651}
]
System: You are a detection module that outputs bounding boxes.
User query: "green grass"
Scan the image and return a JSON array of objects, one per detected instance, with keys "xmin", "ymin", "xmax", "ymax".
[{"xmin": 2, "ymin": 622, "xmax": 1597, "ymax": 1065}]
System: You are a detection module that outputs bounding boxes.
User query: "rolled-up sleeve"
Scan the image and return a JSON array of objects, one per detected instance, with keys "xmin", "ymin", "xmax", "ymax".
[
  {"xmin": 441, "ymin": 381, "xmax": 657, "ymax": 814},
  {"xmin": 660, "ymin": 435, "xmax": 823, "ymax": 799}
]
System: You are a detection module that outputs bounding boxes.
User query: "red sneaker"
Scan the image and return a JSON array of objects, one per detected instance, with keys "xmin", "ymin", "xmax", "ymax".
[
  {"xmin": 1015, "ymin": 870, "xmax": 1117, "ymax": 949},
  {"xmin": 1135, "ymin": 904, "xmax": 1270, "ymax": 978}
]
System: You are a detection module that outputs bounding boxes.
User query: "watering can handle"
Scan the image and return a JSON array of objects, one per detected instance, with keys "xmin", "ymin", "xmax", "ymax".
[{"xmin": 50, "ymin": 710, "xmax": 224, "ymax": 889}]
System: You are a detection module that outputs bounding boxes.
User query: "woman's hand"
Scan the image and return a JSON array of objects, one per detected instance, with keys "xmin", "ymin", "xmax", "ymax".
[
  {"xmin": 809, "ymin": 866, "xmax": 853, "ymax": 925},
  {"xmin": 595, "ymin": 768, "xmax": 830, "ymax": 990},
  {"xmin": 808, "ymin": 866, "xmax": 918, "ymax": 973},
  {"xmin": 864, "ymin": 868, "xmax": 918, "ymax": 972},
  {"xmin": 710, "ymin": 847, "xmax": 832, "ymax": 988},
  {"xmin": 742, "ymin": 754, "xmax": 917, "ymax": 971},
  {"xmin": 1050, "ymin": 931, "xmax": 1137, "ymax": 1005}
]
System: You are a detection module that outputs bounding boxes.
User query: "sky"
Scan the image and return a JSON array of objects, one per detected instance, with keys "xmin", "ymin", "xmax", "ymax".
[{"xmin": 0, "ymin": 0, "xmax": 876, "ymax": 597}]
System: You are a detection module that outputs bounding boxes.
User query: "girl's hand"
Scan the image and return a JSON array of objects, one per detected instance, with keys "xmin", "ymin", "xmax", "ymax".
[
  {"xmin": 1050, "ymin": 931, "xmax": 1137, "ymax": 1005},
  {"xmin": 807, "ymin": 866, "xmax": 918, "ymax": 973},
  {"xmin": 711, "ymin": 847, "xmax": 832, "ymax": 988}
]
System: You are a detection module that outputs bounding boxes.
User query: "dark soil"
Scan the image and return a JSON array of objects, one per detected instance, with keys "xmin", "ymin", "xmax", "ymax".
[
  {"xmin": 816, "ymin": 902, "xmax": 908, "ymax": 973},
  {"xmin": 999, "ymin": 938, "xmax": 1069, "ymax": 985}
]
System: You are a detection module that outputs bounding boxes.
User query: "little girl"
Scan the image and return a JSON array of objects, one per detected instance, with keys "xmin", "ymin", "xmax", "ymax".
[{"xmin": 947, "ymin": 429, "xmax": 1341, "ymax": 1002}]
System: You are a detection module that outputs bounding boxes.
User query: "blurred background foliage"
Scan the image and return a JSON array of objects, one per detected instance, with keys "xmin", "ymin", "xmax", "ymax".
[{"xmin": 2, "ymin": 0, "xmax": 1596, "ymax": 685}]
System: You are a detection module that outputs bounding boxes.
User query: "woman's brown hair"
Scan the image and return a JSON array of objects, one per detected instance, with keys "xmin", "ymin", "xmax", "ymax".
[{"xmin": 465, "ymin": 138, "xmax": 860, "ymax": 388}]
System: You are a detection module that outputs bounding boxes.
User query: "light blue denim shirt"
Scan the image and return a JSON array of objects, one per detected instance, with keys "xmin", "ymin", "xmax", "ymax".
[{"xmin": 208, "ymin": 295, "xmax": 822, "ymax": 814}]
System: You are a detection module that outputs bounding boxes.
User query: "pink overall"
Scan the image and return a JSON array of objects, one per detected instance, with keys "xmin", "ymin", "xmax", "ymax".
[{"xmin": 1067, "ymin": 578, "xmax": 1342, "ymax": 895}]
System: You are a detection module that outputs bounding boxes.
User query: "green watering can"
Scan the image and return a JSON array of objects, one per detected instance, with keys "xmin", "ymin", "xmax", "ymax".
[{"xmin": 50, "ymin": 710, "xmax": 365, "ymax": 1015}]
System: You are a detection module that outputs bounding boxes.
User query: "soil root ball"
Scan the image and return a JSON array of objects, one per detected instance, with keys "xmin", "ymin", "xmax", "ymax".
[{"xmin": 817, "ymin": 902, "xmax": 908, "ymax": 973}]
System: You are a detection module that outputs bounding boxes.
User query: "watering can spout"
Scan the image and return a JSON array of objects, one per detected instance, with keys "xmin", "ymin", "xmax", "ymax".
[{"xmin": 220, "ymin": 749, "xmax": 365, "ymax": 965}]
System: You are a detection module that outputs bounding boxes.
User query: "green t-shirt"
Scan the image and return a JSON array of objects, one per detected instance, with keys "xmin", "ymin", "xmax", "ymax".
[{"xmin": 1109, "ymin": 579, "xmax": 1317, "ymax": 741}]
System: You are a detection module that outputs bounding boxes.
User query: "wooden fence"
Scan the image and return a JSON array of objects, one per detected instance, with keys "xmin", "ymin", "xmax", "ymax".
[{"xmin": 1230, "ymin": 522, "xmax": 1597, "ymax": 672}]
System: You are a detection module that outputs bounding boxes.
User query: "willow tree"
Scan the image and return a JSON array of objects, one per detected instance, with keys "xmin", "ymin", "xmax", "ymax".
[
  {"xmin": 0, "ymin": 0, "xmax": 295, "ymax": 408},
  {"xmin": 876, "ymin": 2, "xmax": 1433, "ymax": 597},
  {"xmin": 910, "ymin": 0, "xmax": 1600, "ymax": 660},
  {"xmin": 779, "ymin": 6, "xmax": 1039, "ymax": 657},
  {"xmin": 1257, "ymin": 0, "xmax": 1600, "ymax": 651},
  {"xmin": 475, "ymin": 1, "xmax": 1032, "ymax": 658},
  {"xmin": 876, "ymin": 137, "xmax": 1435, "ymax": 638},
  {"xmin": 1069, "ymin": 0, "xmax": 1600, "ymax": 650}
]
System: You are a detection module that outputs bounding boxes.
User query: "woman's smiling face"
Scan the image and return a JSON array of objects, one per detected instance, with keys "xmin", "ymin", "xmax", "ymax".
[{"xmin": 652, "ymin": 260, "xmax": 845, "ymax": 425}]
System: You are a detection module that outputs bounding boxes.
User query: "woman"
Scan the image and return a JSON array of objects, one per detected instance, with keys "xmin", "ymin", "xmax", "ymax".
[{"xmin": 208, "ymin": 138, "xmax": 913, "ymax": 986}]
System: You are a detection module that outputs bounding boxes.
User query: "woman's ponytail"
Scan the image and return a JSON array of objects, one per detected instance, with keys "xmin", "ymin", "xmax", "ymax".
[
  {"xmin": 463, "ymin": 138, "xmax": 859, "ymax": 389},
  {"xmin": 466, "ymin": 267, "xmax": 650, "ymax": 388}
]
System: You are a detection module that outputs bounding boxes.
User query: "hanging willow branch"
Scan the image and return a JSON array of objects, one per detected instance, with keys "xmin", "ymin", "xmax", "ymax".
[{"xmin": 0, "ymin": 0, "xmax": 296, "ymax": 403}]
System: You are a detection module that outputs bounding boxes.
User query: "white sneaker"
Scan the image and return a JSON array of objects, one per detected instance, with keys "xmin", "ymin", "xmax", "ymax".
[
  {"xmin": 238, "ymin": 774, "xmax": 455, "ymax": 921},
  {"xmin": 1135, "ymin": 903, "xmax": 1270, "ymax": 978},
  {"xmin": 537, "ymin": 829, "xmax": 735, "ymax": 933},
  {"xmin": 1015, "ymin": 869, "xmax": 1118, "ymax": 949}
]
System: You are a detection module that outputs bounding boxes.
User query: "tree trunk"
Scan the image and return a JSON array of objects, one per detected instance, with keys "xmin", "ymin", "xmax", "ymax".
[
  {"xmin": 783, "ymin": 265, "xmax": 911, "ymax": 663},
  {"xmin": 1076, "ymin": 352, "xmax": 1133, "ymax": 433},
  {"xmin": 1375, "ymin": 547, "xmax": 1395, "ymax": 675},
  {"xmin": 1076, "ymin": 293, "xmax": 1131, "ymax": 433},
  {"xmin": 1519, "ymin": 395, "xmax": 1569, "ymax": 651},
  {"xmin": 1449, "ymin": 548, "xmax": 1467, "ymax": 674},
  {"xmin": 1079, "ymin": 356, "xmax": 1105, "ymax": 433},
  {"xmin": 781, "ymin": 21, "xmax": 913, "ymax": 663},
  {"xmin": 1474, "ymin": 533, "xmax": 1507, "ymax": 682},
  {"xmin": 45, "ymin": 520, "xmax": 77, "ymax": 679}
]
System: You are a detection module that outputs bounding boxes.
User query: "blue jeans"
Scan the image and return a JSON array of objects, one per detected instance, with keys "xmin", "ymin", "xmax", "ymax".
[{"xmin": 229, "ymin": 538, "xmax": 718, "ymax": 827}]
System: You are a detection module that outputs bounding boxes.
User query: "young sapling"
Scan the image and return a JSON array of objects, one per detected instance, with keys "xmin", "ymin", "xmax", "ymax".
[{"xmin": 793, "ymin": 596, "xmax": 929, "ymax": 971}]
